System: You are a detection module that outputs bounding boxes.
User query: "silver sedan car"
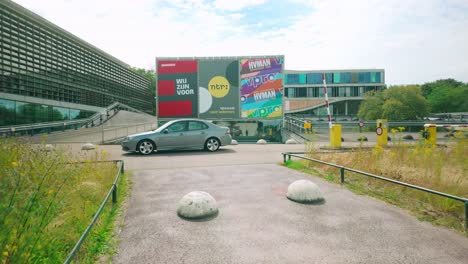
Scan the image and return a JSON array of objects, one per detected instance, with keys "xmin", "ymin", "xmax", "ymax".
[{"xmin": 121, "ymin": 119, "xmax": 232, "ymax": 155}]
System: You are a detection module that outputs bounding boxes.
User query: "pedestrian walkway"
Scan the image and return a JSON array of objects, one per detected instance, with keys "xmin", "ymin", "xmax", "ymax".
[{"xmin": 91, "ymin": 144, "xmax": 468, "ymax": 264}]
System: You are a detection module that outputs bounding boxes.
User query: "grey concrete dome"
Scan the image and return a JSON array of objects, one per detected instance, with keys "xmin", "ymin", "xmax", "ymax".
[
  {"xmin": 44, "ymin": 144, "xmax": 54, "ymax": 151},
  {"xmin": 177, "ymin": 191, "xmax": 218, "ymax": 220},
  {"xmin": 285, "ymin": 139, "xmax": 298, "ymax": 144},
  {"xmin": 81, "ymin": 143, "xmax": 96, "ymax": 150},
  {"xmin": 287, "ymin": 180, "xmax": 324, "ymax": 204},
  {"xmin": 257, "ymin": 139, "xmax": 267, "ymax": 145},
  {"xmin": 231, "ymin": 139, "xmax": 239, "ymax": 145}
]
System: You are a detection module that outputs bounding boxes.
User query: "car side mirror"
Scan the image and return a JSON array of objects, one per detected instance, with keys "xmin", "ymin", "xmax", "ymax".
[{"xmin": 163, "ymin": 129, "xmax": 169, "ymax": 134}]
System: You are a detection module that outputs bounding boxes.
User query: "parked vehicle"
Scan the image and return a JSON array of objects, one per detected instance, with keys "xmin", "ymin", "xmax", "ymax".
[{"xmin": 121, "ymin": 119, "xmax": 232, "ymax": 155}]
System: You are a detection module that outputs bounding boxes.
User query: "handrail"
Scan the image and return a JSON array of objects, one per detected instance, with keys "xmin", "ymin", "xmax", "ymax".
[
  {"xmin": 0, "ymin": 101, "xmax": 150, "ymax": 135},
  {"xmin": 63, "ymin": 159, "xmax": 125, "ymax": 264},
  {"xmin": 101, "ymin": 122, "xmax": 158, "ymax": 144},
  {"xmin": 282, "ymin": 152, "xmax": 468, "ymax": 228}
]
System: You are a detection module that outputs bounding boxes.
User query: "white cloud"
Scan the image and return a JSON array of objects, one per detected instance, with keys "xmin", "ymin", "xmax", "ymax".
[
  {"xmin": 11, "ymin": 0, "xmax": 468, "ymax": 84},
  {"xmin": 213, "ymin": 0, "xmax": 267, "ymax": 11}
]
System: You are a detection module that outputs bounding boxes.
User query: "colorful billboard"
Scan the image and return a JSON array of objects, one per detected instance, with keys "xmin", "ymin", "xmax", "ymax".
[
  {"xmin": 157, "ymin": 60, "xmax": 198, "ymax": 118},
  {"xmin": 198, "ymin": 60, "xmax": 239, "ymax": 119},
  {"xmin": 240, "ymin": 57, "xmax": 283, "ymax": 118}
]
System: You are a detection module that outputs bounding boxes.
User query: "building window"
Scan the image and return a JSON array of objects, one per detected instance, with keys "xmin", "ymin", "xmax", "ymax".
[
  {"xmin": 333, "ymin": 73, "xmax": 341, "ymax": 84},
  {"xmin": 325, "ymin": 73, "xmax": 333, "ymax": 84},
  {"xmin": 286, "ymin": 74, "xmax": 306, "ymax": 85},
  {"xmin": 341, "ymin": 72, "xmax": 352, "ymax": 83},
  {"xmin": 306, "ymin": 73, "xmax": 322, "ymax": 84},
  {"xmin": 358, "ymin": 72, "xmax": 371, "ymax": 83},
  {"xmin": 0, "ymin": 98, "xmax": 16, "ymax": 125},
  {"xmin": 296, "ymin": 88, "xmax": 307, "ymax": 97}
]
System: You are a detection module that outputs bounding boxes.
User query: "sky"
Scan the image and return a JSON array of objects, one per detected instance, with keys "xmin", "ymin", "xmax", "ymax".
[{"xmin": 12, "ymin": 0, "xmax": 468, "ymax": 85}]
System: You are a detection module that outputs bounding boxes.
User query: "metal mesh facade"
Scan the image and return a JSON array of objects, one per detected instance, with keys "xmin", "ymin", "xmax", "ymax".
[{"xmin": 0, "ymin": 1, "xmax": 153, "ymax": 115}]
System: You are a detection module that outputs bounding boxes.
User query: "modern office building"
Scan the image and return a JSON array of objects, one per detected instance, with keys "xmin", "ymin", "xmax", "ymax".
[
  {"xmin": 284, "ymin": 69, "xmax": 385, "ymax": 118},
  {"xmin": 0, "ymin": 0, "xmax": 153, "ymax": 126}
]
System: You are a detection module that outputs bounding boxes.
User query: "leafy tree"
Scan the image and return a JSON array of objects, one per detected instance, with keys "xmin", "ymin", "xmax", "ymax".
[
  {"xmin": 358, "ymin": 85, "xmax": 429, "ymax": 120},
  {"xmin": 420, "ymin": 79, "xmax": 463, "ymax": 98},
  {"xmin": 357, "ymin": 91, "xmax": 384, "ymax": 120},
  {"xmin": 421, "ymin": 79, "xmax": 468, "ymax": 113}
]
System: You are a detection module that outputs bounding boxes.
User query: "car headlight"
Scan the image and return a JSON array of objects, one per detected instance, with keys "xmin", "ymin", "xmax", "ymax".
[{"xmin": 125, "ymin": 136, "xmax": 136, "ymax": 141}]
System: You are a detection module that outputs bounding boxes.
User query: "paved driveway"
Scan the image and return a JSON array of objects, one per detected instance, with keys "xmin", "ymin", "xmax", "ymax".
[{"xmin": 104, "ymin": 144, "xmax": 468, "ymax": 264}]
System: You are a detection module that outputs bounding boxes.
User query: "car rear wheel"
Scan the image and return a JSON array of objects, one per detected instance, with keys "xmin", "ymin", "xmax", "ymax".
[
  {"xmin": 137, "ymin": 139, "xmax": 155, "ymax": 155},
  {"xmin": 205, "ymin": 138, "xmax": 220, "ymax": 152}
]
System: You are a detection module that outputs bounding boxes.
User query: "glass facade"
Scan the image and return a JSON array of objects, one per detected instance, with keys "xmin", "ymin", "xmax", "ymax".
[
  {"xmin": 306, "ymin": 73, "xmax": 322, "ymax": 84},
  {"xmin": 0, "ymin": 1, "xmax": 153, "ymax": 125},
  {"xmin": 0, "ymin": 98, "xmax": 94, "ymax": 126},
  {"xmin": 285, "ymin": 86, "xmax": 381, "ymax": 98},
  {"xmin": 285, "ymin": 71, "xmax": 383, "ymax": 85},
  {"xmin": 286, "ymin": 74, "xmax": 306, "ymax": 84},
  {"xmin": 284, "ymin": 69, "xmax": 385, "ymax": 117}
]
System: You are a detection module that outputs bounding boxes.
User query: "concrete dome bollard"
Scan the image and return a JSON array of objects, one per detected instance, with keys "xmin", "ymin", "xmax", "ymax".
[
  {"xmin": 81, "ymin": 143, "xmax": 96, "ymax": 150},
  {"xmin": 177, "ymin": 191, "xmax": 218, "ymax": 220},
  {"xmin": 403, "ymin": 135, "xmax": 414, "ymax": 140},
  {"xmin": 357, "ymin": 136, "xmax": 368, "ymax": 142},
  {"xmin": 231, "ymin": 139, "xmax": 239, "ymax": 145},
  {"xmin": 285, "ymin": 139, "xmax": 297, "ymax": 144},
  {"xmin": 44, "ymin": 144, "xmax": 54, "ymax": 152},
  {"xmin": 287, "ymin": 180, "xmax": 324, "ymax": 204},
  {"xmin": 257, "ymin": 139, "xmax": 267, "ymax": 145}
]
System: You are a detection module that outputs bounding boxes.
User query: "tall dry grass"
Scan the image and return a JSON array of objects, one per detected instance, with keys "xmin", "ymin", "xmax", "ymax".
[
  {"xmin": 304, "ymin": 130, "xmax": 468, "ymax": 230},
  {"xmin": 0, "ymin": 138, "xmax": 118, "ymax": 263}
]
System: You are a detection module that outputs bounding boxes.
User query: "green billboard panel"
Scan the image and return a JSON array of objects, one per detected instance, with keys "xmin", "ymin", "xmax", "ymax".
[{"xmin": 198, "ymin": 60, "xmax": 240, "ymax": 119}]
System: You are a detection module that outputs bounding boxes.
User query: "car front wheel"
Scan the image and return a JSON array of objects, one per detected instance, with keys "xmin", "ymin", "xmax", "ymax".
[
  {"xmin": 205, "ymin": 138, "xmax": 220, "ymax": 152},
  {"xmin": 137, "ymin": 139, "xmax": 155, "ymax": 155}
]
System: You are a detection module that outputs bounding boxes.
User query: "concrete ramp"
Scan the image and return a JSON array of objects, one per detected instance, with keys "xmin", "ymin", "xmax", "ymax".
[
  {"xmin": 103, "ymin": 110, "xmax": 158, "ymax": 127},
  {"xmin": 27, "ymin": 110, "xmax": 158, "ymax": 144}
]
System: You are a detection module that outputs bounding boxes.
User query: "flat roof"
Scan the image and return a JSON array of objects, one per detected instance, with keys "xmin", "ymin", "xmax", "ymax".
[
  {"xmin": 285, "ymin": 69, "xmax": 385, "ymax": 73},
  {"xmin": 2, "ymin": 0, "xmax": 130, "ymax": 68}
]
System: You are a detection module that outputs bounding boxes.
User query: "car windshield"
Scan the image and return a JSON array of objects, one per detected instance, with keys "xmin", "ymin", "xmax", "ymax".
[{"xmin": 154, "ymin": 121, "xmax": 175, "ymax": 132}]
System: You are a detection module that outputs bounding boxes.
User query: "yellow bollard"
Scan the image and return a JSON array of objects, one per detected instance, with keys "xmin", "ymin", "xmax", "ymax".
[
  {"xmin": 304, "ymin": 121, "xmax": 311, "ymax": 134},
  {"xmin": 424, "ymin": 126, "xmax": 437, "ymax": 145},
  {"xmin": 376, "ymin": 119, "xmax": 388, "ymax": 146},
  {"xmin": 330, "ymin": 124, "xmax": 342, "ymax": 148}
]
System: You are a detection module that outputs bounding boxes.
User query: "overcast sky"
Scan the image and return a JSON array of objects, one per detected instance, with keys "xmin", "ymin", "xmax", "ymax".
[{"xmin": 12, "ymin": 0, "xmax": 468, "ymax": 85}]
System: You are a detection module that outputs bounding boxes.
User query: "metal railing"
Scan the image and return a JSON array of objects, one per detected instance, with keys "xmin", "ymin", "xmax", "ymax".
[
  {"xmin": 63, "ymin": 160, "xmax": 125, "ymax": 264},
  {"xmin": 282, "ymin": 152, "xmax": 468, "ymax": 229},
  {"xmin": 101, "ymin": 122, "xmax": 158, "ymax": 143},
  {"xmin": 0, "ymin": 102, "xmax": 149, "ymax": 137},
  {"xmin": 283, "ymin": 116, "xmax": 468, "ymax": 136}
]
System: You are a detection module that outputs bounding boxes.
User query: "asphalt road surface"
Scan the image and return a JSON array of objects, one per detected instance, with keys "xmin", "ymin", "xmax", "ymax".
[{"xmin": 97, "ymin": 144, "xmax": 468, "ymax": 264}]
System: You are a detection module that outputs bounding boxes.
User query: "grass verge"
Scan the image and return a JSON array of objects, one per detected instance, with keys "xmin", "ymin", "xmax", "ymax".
[
  {"xmin": 283, "ymin": 134, "xmax": 467, "ymax": 235},
  {"xmin": 0, "ymin": 138, "xmax": 131, "ymax": 263}
]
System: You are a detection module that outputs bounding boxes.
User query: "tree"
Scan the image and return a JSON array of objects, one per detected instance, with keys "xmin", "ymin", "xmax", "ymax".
[
  {"xmin": 357, "ymin": 91, "xmax": 384, "ymax": 120},
  {"xmin": 421, "ymin": 79, "xmax": 468, "ymax": 113},
  {"xmin": 358, "ymin": 85, "xmax": 429, "ymax": 120},
  {"xmin": 420, "ymin": 79, "xmax": 463, "ymax": 98}
]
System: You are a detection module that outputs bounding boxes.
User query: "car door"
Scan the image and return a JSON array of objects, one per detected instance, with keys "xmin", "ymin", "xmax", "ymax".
[
  {"xmin": 157, "ymin": 121, "xmax": 188, "ymax": 149},
  {"xmin": 184, "ymin": 121, "xmax": 209, "ymax": 148}
]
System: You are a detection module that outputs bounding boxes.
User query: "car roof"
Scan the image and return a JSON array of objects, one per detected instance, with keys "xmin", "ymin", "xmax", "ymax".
[{"xmin": 170, "ymin": 118, "xmax": 210, "ymax": 122}]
